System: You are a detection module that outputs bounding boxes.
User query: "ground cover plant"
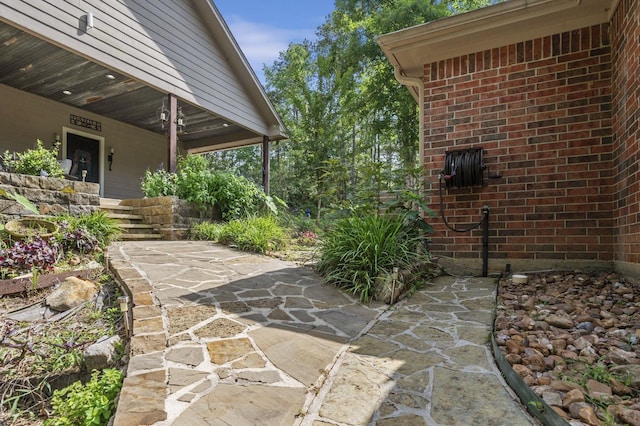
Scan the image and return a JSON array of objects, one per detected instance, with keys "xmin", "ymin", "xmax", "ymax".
[{"xmin": 0, "ymin": 210, "xmax": 124, "ymax": 425}]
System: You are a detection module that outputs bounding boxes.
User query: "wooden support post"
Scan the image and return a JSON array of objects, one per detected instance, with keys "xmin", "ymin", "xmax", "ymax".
[
  {"xmin": 167, "ymin": 94, "xmax": 177, "ymax": 173},
  {"xmin": 262, "ymin": 135, "xmax": 270, "ymax": 195}
]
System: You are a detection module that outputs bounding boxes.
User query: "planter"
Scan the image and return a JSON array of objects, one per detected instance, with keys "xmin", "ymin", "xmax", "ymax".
[{"xmin": 4, "ymin": 218, "xmax": 58, "ymax": 240}]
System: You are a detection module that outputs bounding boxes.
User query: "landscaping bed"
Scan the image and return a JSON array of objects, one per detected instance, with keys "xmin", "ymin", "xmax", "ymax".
[
  {"xmin": 0, "ymin": 266, "xmax": 125, "ymax": 425},
  {"xmin": 495, "ymin": 271, "xmax": 640, "ymax": 425}
]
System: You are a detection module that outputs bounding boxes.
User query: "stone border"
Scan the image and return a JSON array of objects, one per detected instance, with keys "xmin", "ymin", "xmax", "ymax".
[{"xmin": 107, "ymin": 254, "xmax": 169, "ymax": 425}]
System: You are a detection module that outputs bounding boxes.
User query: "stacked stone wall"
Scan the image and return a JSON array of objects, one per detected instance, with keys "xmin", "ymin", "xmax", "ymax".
[
  {"xmin": 0, "ymin": 172, "xmax": 100, "ymax": 217},
  {"xmin": 120, "ymin": 196, "xmax": 220, "ymax": 240}
]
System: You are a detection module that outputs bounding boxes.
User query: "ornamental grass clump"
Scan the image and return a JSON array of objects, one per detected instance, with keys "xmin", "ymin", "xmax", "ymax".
[{"xmin": 317, "ymin": 213, "xmax": 430, "ymax": 303}]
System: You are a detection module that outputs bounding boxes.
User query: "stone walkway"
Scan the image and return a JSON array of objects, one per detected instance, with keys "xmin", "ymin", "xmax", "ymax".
[{"xmin": 107, "ymin": 241, "xmax": 536, "ymax": 426}]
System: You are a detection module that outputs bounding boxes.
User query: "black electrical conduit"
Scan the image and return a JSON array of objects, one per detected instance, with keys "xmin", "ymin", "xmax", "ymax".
[{"xmin": 438, "ymin": 149, "xmax": 490, "ymax": 276}]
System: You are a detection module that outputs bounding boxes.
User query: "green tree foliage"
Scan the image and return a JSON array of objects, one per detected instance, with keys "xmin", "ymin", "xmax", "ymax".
[{"xmin": 224, "ymin": 0, "xmax": 501, "ymax": 218}]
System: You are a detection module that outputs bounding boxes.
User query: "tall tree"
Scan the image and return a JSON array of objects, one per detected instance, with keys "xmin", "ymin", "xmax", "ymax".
[{"xmin": 263, "ymin": 0, "xmax": 503, "ymax": 215}]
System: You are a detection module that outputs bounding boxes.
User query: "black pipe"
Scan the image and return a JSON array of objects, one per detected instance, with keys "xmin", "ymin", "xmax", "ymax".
[{"xmin": 482, "ymin": 205, "xmax": 490, "ymax": 277}]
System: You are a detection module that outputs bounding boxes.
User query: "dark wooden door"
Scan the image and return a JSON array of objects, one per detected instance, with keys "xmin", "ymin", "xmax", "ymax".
[{"xmin": 66, "ymin": 133, "xmax": 100, "ymax": 183}]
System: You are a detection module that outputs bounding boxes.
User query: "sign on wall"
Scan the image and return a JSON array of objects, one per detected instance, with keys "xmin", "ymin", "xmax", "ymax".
[{"xmin": 70, "ymin": 114, "xmax": 102, "ymax": 132}]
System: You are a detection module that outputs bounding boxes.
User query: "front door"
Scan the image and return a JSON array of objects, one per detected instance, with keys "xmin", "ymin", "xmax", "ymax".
[{"xmin": 66, "ymin": 133, "xmax": 100, "ymax": 183}]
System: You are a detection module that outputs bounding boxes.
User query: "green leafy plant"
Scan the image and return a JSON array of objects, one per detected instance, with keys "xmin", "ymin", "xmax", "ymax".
[
  {"xmin": 0, "ymin": 189, "xmax": 40, "ymax": 215},
  {"xmin": 141, "ymin": 154, "xmax": 280, "ymax": 220},
  {"xmin": 317, "ymin": 213, "xmax": 431, "ymax": 303},
  {"xmin": 45, "ymin": 368, "xmax": 123, "ymax": 426},
  {"xmin": 140, "ymin": 168, "xmax": 176, "ymax": 197},
  {"xmin": 192, "ymin": 216, "xmax": 287, "ymax": 254},
  {"xmin": 3, "ymin": 139, "xmax": 65, "ymax": 178},
  {"xmin": 53, "ymin": 211, "xmax": 121, "ymax": 248},
  {"xmin": 191, "ymin": 221, "xmax": 222, "ymax": 241}
]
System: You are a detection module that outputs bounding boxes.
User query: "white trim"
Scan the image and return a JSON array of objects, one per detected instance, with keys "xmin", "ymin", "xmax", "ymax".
[{"xmin": 61, "ymin": 126, "xmax": 105, "ymax": 197}]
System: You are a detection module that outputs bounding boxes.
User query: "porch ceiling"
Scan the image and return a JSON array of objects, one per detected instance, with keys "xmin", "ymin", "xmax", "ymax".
[{"xmin": 0, "ymin": 21, "xmax": 258, "ymax": 151}]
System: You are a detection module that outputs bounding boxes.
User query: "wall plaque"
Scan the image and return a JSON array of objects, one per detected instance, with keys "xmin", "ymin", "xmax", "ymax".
[{"xmin": 70, "ymin": 114, "xmax": 102, "ymax": 132}]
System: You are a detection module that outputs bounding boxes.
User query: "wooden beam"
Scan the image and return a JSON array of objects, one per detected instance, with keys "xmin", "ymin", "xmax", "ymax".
[
  {"xmin": 262, "ymin": 136, "xmax": 270, "ymax": 195},
  {"xmin": 167, "ymin": 94, "xmax": 177, "ymax": 172}
]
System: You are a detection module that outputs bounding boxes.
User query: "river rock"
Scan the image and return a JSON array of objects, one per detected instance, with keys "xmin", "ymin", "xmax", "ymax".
[{"xmin": 546, "ymin": 313, "xmax": 574, "ymax": 329}]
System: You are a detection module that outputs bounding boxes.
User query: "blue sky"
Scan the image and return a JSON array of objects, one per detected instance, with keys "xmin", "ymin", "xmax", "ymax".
[{"xmin": 215, "ymin": 1, "xmax": 335, "ymax": 83}]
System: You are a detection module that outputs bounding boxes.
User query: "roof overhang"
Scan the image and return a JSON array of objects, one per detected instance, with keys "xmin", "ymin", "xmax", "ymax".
[
  {"xmin": 0, "ymin": 2, "xmax": 286, "ymax": 153},
  {"xmin": 377, "ymin": 0, "xmax": 617, "ymax": 101}
]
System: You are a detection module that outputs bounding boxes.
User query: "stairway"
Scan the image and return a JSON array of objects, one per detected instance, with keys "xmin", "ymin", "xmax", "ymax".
[{"xmin": 100, "ymin": 198, "xmax": 163, "ymax": 241}]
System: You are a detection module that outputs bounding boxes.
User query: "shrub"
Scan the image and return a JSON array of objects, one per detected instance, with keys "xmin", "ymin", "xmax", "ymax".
[
  {"xmin": 317, "ymin": 214, "xmax": 429, "ymax": 303},
  {"xmin": 140, "ymin": 168, "xmax": 176, "ymax": 197},
  {"xmin": 193, "ymin": 216, "xmax": 287, "ymax": 254},
  {"xmin": 3, "ymin": 140, "xmax": 65, "ymax": 178},
  {"xmin": 218, "ymin": 216, "xmax": 287, "ymax": 254},
  {"xmin": 45, "ymin": 368, "xmax": 123, "ymax": 426},
  {"xmin": 141, "ymin": 154, "xmax": 280, "ymax": 220}
]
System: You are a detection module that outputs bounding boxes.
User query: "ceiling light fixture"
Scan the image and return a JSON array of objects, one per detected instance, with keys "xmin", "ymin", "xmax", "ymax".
[
  {"xmin": 105, "ymin": 74, "xmax": 115, "ymax": 80},
  {"xmin": 62, "ymin": 90, "xmax": 72, "ymax": 95}
]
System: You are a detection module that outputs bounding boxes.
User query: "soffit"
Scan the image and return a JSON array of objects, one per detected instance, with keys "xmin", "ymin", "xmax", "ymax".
[{"xmin": 377, "ymin": 0, "xmax": 616, "ymax": 79}]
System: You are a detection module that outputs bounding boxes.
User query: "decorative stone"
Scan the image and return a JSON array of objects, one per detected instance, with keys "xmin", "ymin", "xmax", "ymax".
[
  {"xmin": 546, "ymin": 313, "xmax": 574, "ymax": 329},
  {"xmin": 46, "ymin": 276, "xmax": 99, "ymax": 311},
  {"xmin": 84, "ymin": 335, "xmax": 122, "ymax": 371},
  {"xmin": 563, "ymin": 389, "xmax": 585, "ymax": 406},
  {"xmin": 206, "ymin": 338, "xmax": 254, "ymax": 365}
]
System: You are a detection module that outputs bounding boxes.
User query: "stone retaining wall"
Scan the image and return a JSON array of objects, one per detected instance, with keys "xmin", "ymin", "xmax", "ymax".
[
  {"xmin": 0, "ymin": 172, "xmax": 100, "ymax": 217},
  {"xmin": 120, "ymin": 196, "xmax": 220, "ymax": 240}
]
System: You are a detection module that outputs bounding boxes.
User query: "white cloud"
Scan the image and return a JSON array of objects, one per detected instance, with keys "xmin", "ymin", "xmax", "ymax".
[{"xmin": 225, "ymin": 16, "xmax": 315, "ymax": 74}]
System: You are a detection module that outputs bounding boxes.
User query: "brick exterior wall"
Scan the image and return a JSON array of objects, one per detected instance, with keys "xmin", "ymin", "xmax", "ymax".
[
  {"xmin": 611, "ymin": 0, "xmax": 640, "ymax": 272},
  {"xmin": 423, "ymin": 24, "xmax": 614, "ymax": 273}
]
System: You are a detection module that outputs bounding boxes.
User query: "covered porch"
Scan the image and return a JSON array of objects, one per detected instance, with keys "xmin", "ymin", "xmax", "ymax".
[{"xmin": 0, "ymin": 1, "xmax": 285, "ymax": 199}]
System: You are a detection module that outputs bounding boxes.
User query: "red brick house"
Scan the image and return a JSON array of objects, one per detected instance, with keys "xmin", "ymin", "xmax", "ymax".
[{"xmin": 377, "ymin": 0, "xmax": 638, "ymax": 277}]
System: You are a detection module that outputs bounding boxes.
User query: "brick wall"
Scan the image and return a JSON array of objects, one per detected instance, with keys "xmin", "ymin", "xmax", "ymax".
[
  {"xmin": 611, "ymin": 0, "xmax": 640, "ymax": 275},
  {"xmin": 423, "ymin": 24, "xmax": 614, "ymax": 273}
]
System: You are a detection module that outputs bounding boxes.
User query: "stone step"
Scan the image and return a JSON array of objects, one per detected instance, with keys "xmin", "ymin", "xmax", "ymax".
[
  {"xmin": 118, "ymin": 223, "xmax": 155, "ymax": 230},
  {"xmin": 120, "ymin": 233, "xmax": 163, "ymax": 240},
  {"xmin": 107, "ymin": 213, "xmax": 145, "ymax": 221},
  {"xmin": 100, "ymin": 204, "xmax": 133, "ymax": 212},
  {"xmin": 100, "ymin": 198, "xmax": 163, "ymax": 240}
]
